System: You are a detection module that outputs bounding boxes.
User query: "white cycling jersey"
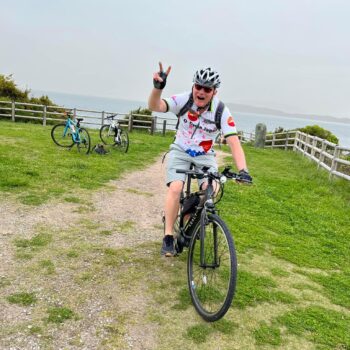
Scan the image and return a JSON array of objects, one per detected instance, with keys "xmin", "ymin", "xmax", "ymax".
[{"xmin": 164, "ymin": 92, "xmax": 238, "ymax": 157}]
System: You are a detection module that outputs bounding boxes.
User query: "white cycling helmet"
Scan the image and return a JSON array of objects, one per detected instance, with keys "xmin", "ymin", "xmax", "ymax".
[{"xmin": 193, "ymin": 67, "xmax": 221, "ymax": 88}]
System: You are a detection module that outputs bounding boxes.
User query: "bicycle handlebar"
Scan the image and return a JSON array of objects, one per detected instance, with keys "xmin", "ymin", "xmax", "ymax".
[
  {"xmin": 176, "ymin": 166, "xmax": 252, "ymax": 184},
  {"xmin": 106, "ymin": 114, "xmax": 118, "ymax": 120}
]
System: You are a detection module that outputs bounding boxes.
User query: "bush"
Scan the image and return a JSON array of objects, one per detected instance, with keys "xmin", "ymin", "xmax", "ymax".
[
  {"xmin": 0, "ymin": 74, "xmax": 29, "ymax": 101},
  {"xmin": 128, "ymin": 107, "xmax": 153, "ymax": 130},
  {"xmin": 0, "ymin": 74, "xmax": 60, "ymax": 122},
  {"xmin": 298, "ymin": 125, "xmax": 339, "ymax": 144}
]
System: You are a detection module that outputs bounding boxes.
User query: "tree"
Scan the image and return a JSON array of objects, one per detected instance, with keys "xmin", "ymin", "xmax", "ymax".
[
  {"xmin": 0, "ymin": 74, "xmax": 55, "ymax": 106},
  {"xmin": 0, "ymin": 74, "xmax": 29, "ymax": 101}
]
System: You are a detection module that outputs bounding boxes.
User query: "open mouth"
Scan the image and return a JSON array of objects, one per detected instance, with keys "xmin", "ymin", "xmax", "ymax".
[{"xmin": 197, "ymin": 96, "xmax": 205, "ymax": 101}]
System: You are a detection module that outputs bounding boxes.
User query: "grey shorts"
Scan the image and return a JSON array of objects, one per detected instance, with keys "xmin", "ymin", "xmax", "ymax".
[{"xmin": 166, "ymin": 144, "xmax": 218, "ymax": 186}]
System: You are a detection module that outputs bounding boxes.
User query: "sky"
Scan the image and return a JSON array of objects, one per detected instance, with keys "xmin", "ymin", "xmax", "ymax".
[{"xmin": 1, "ymin": 0, "xmax": 349, "ymax": 118}]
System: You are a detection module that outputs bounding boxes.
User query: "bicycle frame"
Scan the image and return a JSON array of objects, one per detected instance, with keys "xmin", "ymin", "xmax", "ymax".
[
  {"xmin": 63, "ymin": 117, "xmax": 81, "ymax": 143},
  {"xmin": 105, "ymin": 115, "xmax": 122, "ymax": 143}
]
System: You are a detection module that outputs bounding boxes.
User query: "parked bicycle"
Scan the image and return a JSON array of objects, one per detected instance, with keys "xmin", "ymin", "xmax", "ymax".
[
  {"xmin": 99, "ymin": 114, "xmax": 129, "ymax": 153},
  {"xmin": 51, "ymin": 113, "xmax": 91, "ymax": 154},
  {"xmin": 165, "ymin": 165, "xmax": 252, "ymax": 322}
]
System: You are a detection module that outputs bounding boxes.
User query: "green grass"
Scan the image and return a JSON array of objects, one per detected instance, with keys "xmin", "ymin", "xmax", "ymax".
[
  {"xmin": 253, "ymin": 322, "xmax": 282, "ymax": 346},
  {"xmin": 218, "ymin": 146, "xmax": 350, "ymax": 312},
  {"xmin": 234, "ymin": 270, "xmax": 297, "ymax": 309},
  {"xmin": 6, "ymin": 292, "xmax": 37, "ymax": 306},
  {"xmin": 46, "ymin": 307, "xmax": 76, "ymax": 324},
  {"xmin": 14, "ymin": 232, "xmax": 52, "ymax": 249},
  {"xmin": 0, "ymin": 120, "xmax": 172, "ymax": 205},
  {"xmin": 276, "ymin": 306, "xmax": 350, "ymax": 349}
]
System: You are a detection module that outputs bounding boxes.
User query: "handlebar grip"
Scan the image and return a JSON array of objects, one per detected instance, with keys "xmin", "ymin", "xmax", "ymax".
[{"xmin": 176, "ymin": 169, "xmax": 189, "ymax": 174}]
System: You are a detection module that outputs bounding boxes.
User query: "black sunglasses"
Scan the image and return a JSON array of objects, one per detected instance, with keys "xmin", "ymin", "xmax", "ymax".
[{"xmin": 194, "ymin": 84, "xmax": 214, "ymax": 93}]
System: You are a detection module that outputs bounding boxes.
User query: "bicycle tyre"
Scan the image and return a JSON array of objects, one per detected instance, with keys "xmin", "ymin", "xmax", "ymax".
[
  {"xmin": 187, "ymin": 213, "xmax": 237, "ymax": 322},
  {"xmin": 100, "ymin": 124, "xmax": 115, "ymax": 146},
  {"xmin": 77, "ymin": 128, "xmax": 91, "ymax": 154},
  {"xmin": 51, "ymin": 123, "xmax": 74, "ymax": 148},
  {"xmin": 116, "ymin": 129, "xmax": 129, "ymax": 153}
]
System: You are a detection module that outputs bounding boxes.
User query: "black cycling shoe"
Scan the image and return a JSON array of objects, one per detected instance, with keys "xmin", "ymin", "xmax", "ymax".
[{"xmin": 161, "ymin": 235, "xmax": 175, "ymax": 257}]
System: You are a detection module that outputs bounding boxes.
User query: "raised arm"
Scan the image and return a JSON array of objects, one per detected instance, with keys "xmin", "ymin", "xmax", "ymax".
[{"xmin": 148, "ymin": 62, "xmax": 171, "ymax": 112}]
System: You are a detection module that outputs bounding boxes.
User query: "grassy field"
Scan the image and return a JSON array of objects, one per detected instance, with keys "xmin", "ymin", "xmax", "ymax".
[
  {"xmin": 0, "ymin": 120, "xmax": 172, "ymax": 205},
  {"xmin": 1, "ymin": 120, "xmax": 350, "ymax": 349}
]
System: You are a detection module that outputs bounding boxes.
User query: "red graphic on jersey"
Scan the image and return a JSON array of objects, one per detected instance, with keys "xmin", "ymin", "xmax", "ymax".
[
  {"xmin": 227, "ymin": 116, "xmax": 235, "ymax": 127},
  {"xmin": 187, "ymin": 111, "xmax": 199, "ymax": 122},
  {"xmin": 199, "ymin": 140, "xmax": 213, "ymax": 153}
]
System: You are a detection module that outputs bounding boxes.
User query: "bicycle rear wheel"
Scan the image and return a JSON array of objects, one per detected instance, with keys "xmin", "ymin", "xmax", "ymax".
[
  {"xmin": 51, "ymin": 124, "xmax": 74, "ymax": 148},
  {"xmin": 77, "ymin": 128, "xmax": 91, "ymax": 154},
  {"xmin": 100, "ymin": 124, "xmax": 115, "ymax": 146},
  {"xmin": 187, "ymin": 213, "xmax": 237, "ymax": 322}
]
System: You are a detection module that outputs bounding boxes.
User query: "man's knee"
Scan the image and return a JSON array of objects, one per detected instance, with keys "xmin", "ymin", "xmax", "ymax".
[{"xmin": 167, "ymin": 181, "xmax": 183, "ymax": 196}]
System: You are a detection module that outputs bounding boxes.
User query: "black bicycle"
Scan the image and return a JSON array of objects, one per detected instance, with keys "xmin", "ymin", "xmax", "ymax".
[
  {"xmin": 168, "ymin": 166, "xmax": 252, "ymax": 322},
  {"xmin": 99, "ymin": 114, "xmax": 129, "ymax": 153}
]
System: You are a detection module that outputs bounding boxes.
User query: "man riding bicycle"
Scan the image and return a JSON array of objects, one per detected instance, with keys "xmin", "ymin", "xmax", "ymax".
[{"xmin": 148, "ymin": 62, "xmax": 252, "ymax": 257}]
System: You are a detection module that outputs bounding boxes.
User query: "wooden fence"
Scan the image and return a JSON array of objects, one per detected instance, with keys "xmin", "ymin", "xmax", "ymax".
[
  {"xmin": 0, "ymin": 100, "xmax": 162, "ymax": 133},
  {"xmin": 0, "ymin": 100, "xmax": 253, "ymax": 142},
  {"xmin": 265, "ymin": 130, "xmax": 350, "ymax": 181}
]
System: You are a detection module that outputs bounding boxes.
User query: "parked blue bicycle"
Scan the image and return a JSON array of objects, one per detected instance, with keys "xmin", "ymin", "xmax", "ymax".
[{"xmin": 51, "ymin": 113, "xmax": 91, "ymax": 154}]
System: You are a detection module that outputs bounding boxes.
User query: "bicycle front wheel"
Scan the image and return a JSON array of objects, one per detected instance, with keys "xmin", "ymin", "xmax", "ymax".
[
  {"xmin": 100, "ymin": 124, "xmax": 115, "ymax": 146},
  {"xmin": 187, "ymin": 213, "xmax": 237, "ymax": 322},
  {"xmin": 115, "ymin": 129, "xmax": 129, "ymax": 153},
  {"xmin": 77, "ymin": 128, "xmax": 91, "ymax": 154},
  {"xmin": 51, "ymin": 124, "xmax": 74, "ymax": 148}
]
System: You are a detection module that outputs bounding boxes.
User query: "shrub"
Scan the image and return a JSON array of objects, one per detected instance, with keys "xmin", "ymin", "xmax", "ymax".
[
  {"xmin": 298, "ymin": 125, "xmax": 339, "ymax": 144},
  {"xmin": 128, "ymin": 107, "xmax": 153, "ymax": 130},
  {"xmin": 0, "ymin": 74, "xmax": 60, "ymax": 122}
]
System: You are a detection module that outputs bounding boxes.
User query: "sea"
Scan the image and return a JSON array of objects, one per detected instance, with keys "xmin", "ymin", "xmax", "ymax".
[{"xmin": 34, "ymin": 90, "xmax": 350, "ymax": 148}]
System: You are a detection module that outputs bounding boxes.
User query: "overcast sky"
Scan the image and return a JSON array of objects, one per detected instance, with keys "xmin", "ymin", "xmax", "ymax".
[{"xmin": 1, "ymin": 0, "xmax": 349, "ymax": 118}]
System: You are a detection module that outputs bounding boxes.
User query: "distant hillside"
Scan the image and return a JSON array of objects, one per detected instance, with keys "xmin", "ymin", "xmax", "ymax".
[{"xmin": 226, "ymin": 103, "xmax": 350, "ymax": 124}]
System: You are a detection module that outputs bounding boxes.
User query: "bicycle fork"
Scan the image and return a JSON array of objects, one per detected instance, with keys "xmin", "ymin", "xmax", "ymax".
[{"xmin": 199, "ymin": 203, "xmax": 220, "ymax": 269}]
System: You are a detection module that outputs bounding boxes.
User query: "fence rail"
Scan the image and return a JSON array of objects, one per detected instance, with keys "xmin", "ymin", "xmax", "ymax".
[
  {"xmin": 0, "ymin": 100, "xmax": 157, "ymax": 132},
  {"xmin": 265, "ymin": 130, "xmax": 350, "ymax": 181}
]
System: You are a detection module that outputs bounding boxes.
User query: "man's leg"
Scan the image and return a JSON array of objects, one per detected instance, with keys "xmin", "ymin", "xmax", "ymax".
[
  {"xmin": 164, "ymin": 180, "xmax": 183, "ymax": 235},
  {"xmin": 162, "ymin": 145, "xmax": 190, "ymax": 256}
]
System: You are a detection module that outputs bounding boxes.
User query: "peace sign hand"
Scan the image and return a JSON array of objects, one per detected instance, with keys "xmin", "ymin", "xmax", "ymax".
[{"xmin": 153, "ymin": 62, "xmax": 171, "ymax": 90}]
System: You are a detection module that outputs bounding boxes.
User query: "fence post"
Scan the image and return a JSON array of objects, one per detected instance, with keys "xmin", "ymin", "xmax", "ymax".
[
  {"xmin": 128, "ymin": 114, "xmax": 133, "ymax": 132},
  {"xmin": 329, "ymin": 146, "xmax": 340, "ymax": 179},
  {"xmin": 292, "ymin": 131, "xmax": 298, "ymax": 151},
  {"xmin": 162, "ymin": 120, "xmax": 167, "ymax": 136},
  {"xmin": 150, "ymin": 116, "xmax": 157, "ymax": 135},
  {"xmin": 11, "ymin": 101, "xmax": 15, "ymax": 122},
  {"xmin": 73, "ymin": 108, "xmax": 77, "ymax": 119},
  {"xmin": 272, "ymin": 133, "xmax": 276, "ymax": 148},
  {"xmin": 101, "ymin": 111, "xmax": 105, "ymax": 126},
  {"xmin": 302, "ymin": 134, "xmax": 307, "ymax": 156},
  {"xmin": 318, "ymin": 140, "xmax": 326, "ymax": 168},
  {"xmin": 284, "ymin": 132, "xmax": 289, "ymax": 150},
  {"xmin": 311, "ymin": 137, "xmax": 317, "ymax": 158},
  {"xmin": 254, "ymin": 123, "xmax": 266, "ymax": 148},
  {"xmin": 42, "ymin": 105, "xmax": 47, "ymax": 126}
]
